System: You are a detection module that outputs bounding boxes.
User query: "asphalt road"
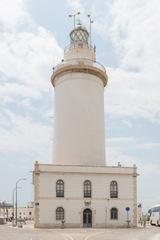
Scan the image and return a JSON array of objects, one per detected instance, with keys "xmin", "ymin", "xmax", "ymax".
[{"xmin": 0, "ymin": 224, "xmax": 160, "ymax": 240}]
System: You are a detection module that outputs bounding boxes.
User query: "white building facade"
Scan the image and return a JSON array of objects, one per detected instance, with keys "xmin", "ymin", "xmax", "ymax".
[
  {"xmin": 1, "ymin": 202, "xmax": 34, "ymax": 221},
  {"xmin": 8, "ymin": 206, "xmax": 34, "ymax": 221},
  {"xmin": 33, "ymin": 25, "xmax": 138, "ymax": 228}
]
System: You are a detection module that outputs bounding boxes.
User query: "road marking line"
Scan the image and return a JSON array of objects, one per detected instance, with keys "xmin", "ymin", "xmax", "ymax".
[
  {"xmin": 84, "ymin": 231, "xmax": 105, "ymax": 240},
  {"xmin": 61, "ymin": 233, "xmax": 75, "ymax": 240}
]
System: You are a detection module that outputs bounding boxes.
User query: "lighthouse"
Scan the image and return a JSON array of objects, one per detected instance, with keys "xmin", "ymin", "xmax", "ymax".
[
  {"xmin": 33, "ymin": 20, "xmax": 138, "ymax": 229},
  {"xmin": 51, "ymin": 25, "xmax": 108, "ymax": 166}
]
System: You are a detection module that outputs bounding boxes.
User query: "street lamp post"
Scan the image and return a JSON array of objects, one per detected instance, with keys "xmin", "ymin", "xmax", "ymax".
[
  {"xmin": 12, "ymin": 187, "xmax": 16, "ymax": 226},
  {"xmin": 15, "ymin": 178, "xmax": 26, "ymax": 226},
  {"xmin": 12, "ymin": 186, "xmax": 21, "ymax": 226}
]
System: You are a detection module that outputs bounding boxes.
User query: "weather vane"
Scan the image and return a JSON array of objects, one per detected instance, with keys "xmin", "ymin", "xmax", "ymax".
[
  {"xmin": 87, "ymin": 14, "xmax": 94, "ymax": 46},
  {"xmin": 68, "ymin": 12, "xmax": 80, "ymax": 30}
]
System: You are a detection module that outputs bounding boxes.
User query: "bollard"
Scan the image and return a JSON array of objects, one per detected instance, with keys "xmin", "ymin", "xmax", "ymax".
[
  {"xmin": 17, "ymin": 221, "xmax": 23, "ymax": 228},
  {"xmin": 127, "ymin": 220, "xmax": 131, "ymax": 228}
]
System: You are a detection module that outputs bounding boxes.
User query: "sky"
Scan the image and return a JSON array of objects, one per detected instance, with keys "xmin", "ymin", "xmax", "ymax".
[{"xmin": 0, "ymin": 0, "xmax": 160, "ymax": 211}]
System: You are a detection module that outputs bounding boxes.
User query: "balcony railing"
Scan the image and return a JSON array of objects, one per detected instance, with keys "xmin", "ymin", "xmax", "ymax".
[
  {"xmin": 53, "ymin": 58, "xmax": 106, "ymax": 74},
  {"xmin": 64, "ymin": 42, "xmax": 95, "ymax": 55}
]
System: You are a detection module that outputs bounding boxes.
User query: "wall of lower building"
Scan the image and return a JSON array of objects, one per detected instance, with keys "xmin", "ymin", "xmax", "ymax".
[
  {"xmin": 8, "ymin": 207, "xmax": 34, "ymax": 220},
  {"xmin": 34, "ymin": 165, "xmax": 137, "ymax": 228},
  {"xmin": 37, "ymin": 199, "xmax": 134, "ymax": 228}
]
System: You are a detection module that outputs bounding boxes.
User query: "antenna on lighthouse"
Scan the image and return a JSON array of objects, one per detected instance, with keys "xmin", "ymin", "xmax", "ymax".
[
  {"xmin": 87, "ymin": 14, "xmax": 94, "ymax": 47},
  {"xmin": 68, "ymin": 12, "xmax": 81, "ymax": 30},
  {"xmin": 77, "ymin": 19, "xmax": 82, "ymax": 27}
]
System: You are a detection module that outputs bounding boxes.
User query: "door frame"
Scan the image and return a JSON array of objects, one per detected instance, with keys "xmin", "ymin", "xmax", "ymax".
[{"xmin": 83, "ymin": 208, "xmax": 92, "ymax": 228}]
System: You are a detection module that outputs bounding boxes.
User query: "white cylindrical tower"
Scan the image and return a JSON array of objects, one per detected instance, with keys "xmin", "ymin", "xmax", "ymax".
[{"xmin": 51, "ymin": 26, "xmax": 108, "ymax": 166}]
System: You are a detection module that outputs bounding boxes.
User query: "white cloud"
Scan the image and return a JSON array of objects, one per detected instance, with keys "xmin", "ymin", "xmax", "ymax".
[
  {"xmin": 104, "ymin": 0, "xmax": 160, "ymax": 121},
  {"xmin": 108, "ymin": 135, "xmax": 160, "ymax": 152},
  {"xmin": 66, "ymin": 0, "xmax": 83, "ymax": 11},
  {"xmin": 0, "ymin": 28, "xmax": 62, "ymax": 93},
  {"xmin": 0, "ymin": 109, "xmax": 52, "ymax": 162},
  {"xmin": 0, "ymin": 0, "xmax": 32, "ymax": 30},
  {"xmin": 107, "ymin": 145, "xmax": 138, "ymax": 167},
  {"xmin": 0, "ymin": 0, "xmax": 62, "ymax": 164},
  {"xmin": 0, "ymin": 0, "xmax": 63, "ymax": 99},
  {"xmin": 138, "ymin": 142, "xmax": 160, "ymax": 150}
]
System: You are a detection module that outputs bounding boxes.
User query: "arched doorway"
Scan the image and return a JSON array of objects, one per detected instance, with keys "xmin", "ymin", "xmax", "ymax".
[{"xmin": 83, "ymin": 208, "xmax": 92, "ymax": 228}]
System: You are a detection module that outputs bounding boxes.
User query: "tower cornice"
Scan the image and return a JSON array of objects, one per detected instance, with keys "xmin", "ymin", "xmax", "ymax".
[{"xmin": 51, "ymin": 58, "xmax": 108, "ymax": 87}]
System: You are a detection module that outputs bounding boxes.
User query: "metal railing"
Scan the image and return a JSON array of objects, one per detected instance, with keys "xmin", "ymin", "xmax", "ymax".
[
  {"xmin": 53, "ymin": 58, "xmax": 106, "ymax": 74},
  {"xmin": 64, "ymin": 42, "xmax": 95, "ymax": 55}
]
